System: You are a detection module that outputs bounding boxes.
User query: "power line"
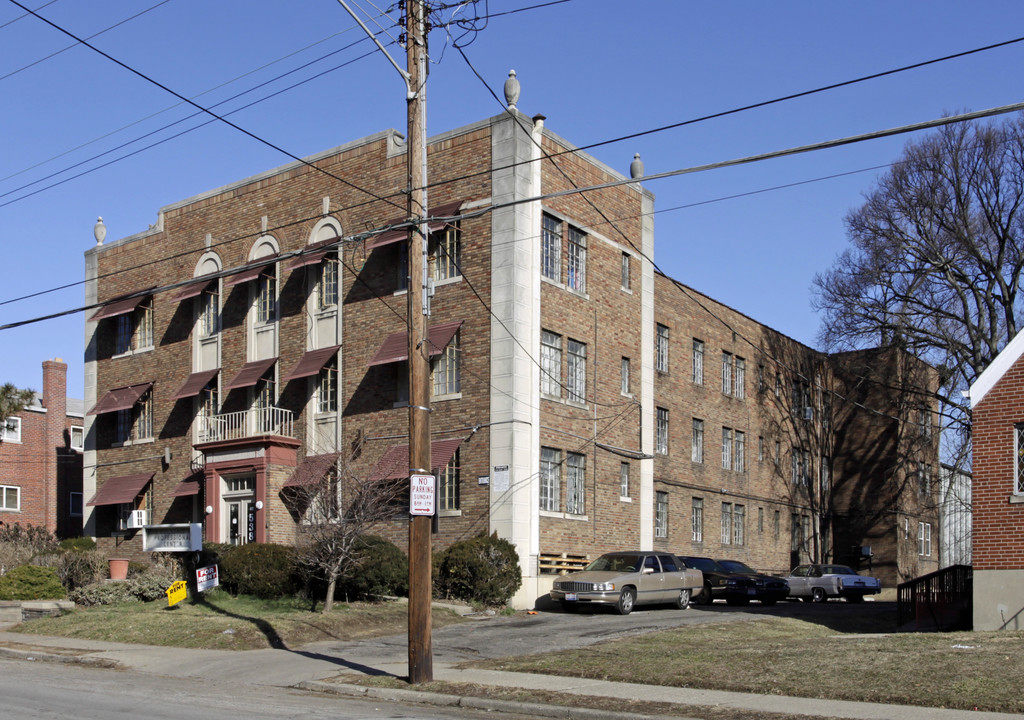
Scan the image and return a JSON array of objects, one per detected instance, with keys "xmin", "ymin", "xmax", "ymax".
[
  {"xmin": 3, "ymin": 101, "xmax": 1023, "ymax": 330},
  {"xmin": 0, "ymin": 0, "xmax": 173, "ymax": 84},
  {"xmin": 0, "ymin": 21, "xmax": 381, "ymax": 187},
  {"xmin": 7, "ymin": 0, "xmax": 405, "ymax": 213}
]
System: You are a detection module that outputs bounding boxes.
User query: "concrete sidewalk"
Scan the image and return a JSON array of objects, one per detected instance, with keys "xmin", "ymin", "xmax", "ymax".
[{"xmin": 0, "ymin": 630, "xmax": 1020, "ymax": 720}]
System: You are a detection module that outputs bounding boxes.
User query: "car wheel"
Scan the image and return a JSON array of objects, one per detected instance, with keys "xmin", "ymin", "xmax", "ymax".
[
  {"xmin": 846, "ymin": 594, "xmax": 864, "ymax": 603},
  {"xmin": 675, "ymin": 588, "xmax": 691, "ymax": 609},
  {"xmin": 695, "ymin": 582, "xmax": 714, "ymax": 605},
  {"xmin": 811, "ymin": 587, "xmax": 827, "ymax": 603},
  {"xmin": 616, "ymin": 587, "xmax": 636, "ymax": 615}
]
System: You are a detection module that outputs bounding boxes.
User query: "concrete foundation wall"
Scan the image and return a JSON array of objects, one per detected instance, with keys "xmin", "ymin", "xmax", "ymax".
[{"xmin": 973, "ymin": 568, "xmax": 1024, "ymax": 630}]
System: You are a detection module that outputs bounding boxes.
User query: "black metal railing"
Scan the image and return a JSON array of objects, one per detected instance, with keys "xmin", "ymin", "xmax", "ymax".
[{"xmin": 897, "ymin": 564, "xmax": 972, "ymax": 631}]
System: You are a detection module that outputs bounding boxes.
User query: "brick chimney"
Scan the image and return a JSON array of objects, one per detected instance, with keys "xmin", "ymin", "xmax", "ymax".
[{"xmin": 41, "ymin": 358, "xmax": 67, "ymax": 534}]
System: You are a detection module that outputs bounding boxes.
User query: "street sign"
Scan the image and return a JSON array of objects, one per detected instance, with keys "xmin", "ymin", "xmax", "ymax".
[
  {"xmin": 410, "ymin": 474, "xmax": 435, "ymax": 515},
  {"xmin": 196, "ymin": 564, "xmax": 219, "ymax": 592},
  {"xmin": 166, "ymin": 580, "xmax": 187, "ymax": 607}
]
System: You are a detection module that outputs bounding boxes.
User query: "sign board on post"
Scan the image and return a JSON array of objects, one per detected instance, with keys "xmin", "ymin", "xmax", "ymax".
[
  {"xmin": 166, "ymin": 580, "xmax": 187, "ymax": 607},
  {"xmin": 196, "ymin": 565, "xmax": 219, "ymax": 592},
  {"xmin": 143, "ymin": 523, "xmax": 202, "ymax": 553},
  {"xmin": 410, "ymin": 474, "xmax": 435, "ymax": 516}
]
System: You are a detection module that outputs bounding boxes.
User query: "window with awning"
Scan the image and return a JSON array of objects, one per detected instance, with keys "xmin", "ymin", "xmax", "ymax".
[
  {"xmin": 223, "ymin": 257, "xmax": 278, "ymax": 288},
  {"xmin": 366, "ymin": 200, "xmax": 464, "ymax": 250},
  {"xmin": 224, "ymin": 358, "xmax": 276, "ymax": 390},
  {"xmin": 367, "ymin": 438, "xmax": 463, "ymax": 482},
  {"xmin": 87, "ymin": 383, "xmax": 153, "ymax": 416},
  {"xmin": 89, "ymin": 291, "xmax": 154, "ymax": 322},
  {"xmin": 171, "ymin": 369, "xmax": 220, "ymax": 400},
  {"xmin": 282, "ymin": 346, "xmax": 340, "ymax": 382},
  {"xmin": 169, "ymin": 471, "xmax": 203, "ymax": 498},
  {"xmin": 87, "ymin": 473, "xmax": 154, "ymax": 506},
  {"xmin": 283, "ymin": 453, "xmax": 342, "ymax": 488},
  {"xmin": 286, "ymin": 238, "xmax": 338, "ymax": 271},
  {"xmin": 169, "ymin": 276, "xmax": 215, "ymax": 302},
  {"xmin": 367, "ymin": 320, "xmax": 463, "ymax": 367}
]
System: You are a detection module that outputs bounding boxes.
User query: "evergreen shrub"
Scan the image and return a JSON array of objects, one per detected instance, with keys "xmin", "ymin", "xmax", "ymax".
[
  {"xmin": 219, "ymin": 543, "xmax": 299, "ymax": 599},
  {"xmin": 434, "ymin": 532, "xmax": 522, "ymax": 606},
  {"xmin": 0, "ymin": 564, "xmax": 67, "ymax": 600},
  {"xmin": 337, "ymin": 535, "xmax": 408, "ymax": 600}
]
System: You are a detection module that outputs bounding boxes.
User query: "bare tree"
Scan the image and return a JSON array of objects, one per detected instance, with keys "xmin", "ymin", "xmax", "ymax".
[
  {"xmin": 0, "ymin": 383, "xmax": 34, "ymax": 443},
  {"xmin": 814, "ymin": 113, "xmax": 1024, "ymax": 466},
  {"xmin": 287, "ymin": 453, "xmax": 405, "ymax": 613}
]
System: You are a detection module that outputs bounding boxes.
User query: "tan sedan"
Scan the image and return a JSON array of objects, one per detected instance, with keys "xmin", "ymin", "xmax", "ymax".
[{"xmin": 550, "ymin": 551, "xmax": 704, "ymax": 615}]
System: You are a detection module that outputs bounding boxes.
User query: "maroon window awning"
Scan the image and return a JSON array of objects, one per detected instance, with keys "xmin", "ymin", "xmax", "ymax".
[
  {"xmin": 169, "ymin": 471, "xmax": 203, "ymax": 498},
  {"xmin": 224, "ymin": 257, "xmax": 277, "ymax": 288},
  {"xmin": 170, "ymin": 276, "xmax": 215, "ymax": 303},
  {"xmin": 283, "ymin": 346, "xmax": 340, "ymax": 382},
  {"xmin": 224, "ymin": 358, "xmax": 276, "ymax": 390},
  {"xmin": 367, "ymin": 320, "xmax": 463, "ymax": 367},
  {"xmin": 86, "ymin": 382, "xmax": 153, "ymax": 416},
  {"xmin": 368, "ymin": 438, "xmax": 463, "ymax": 482},
  {"xmin": 171, "ymin": 369, "xmax": 219, "ymax": 400},
  {"xmin": 286, "ymin": 239, "xmax": 337, "ymax": 271},
  {"xmin": 283, "ymin": 453, "xmax": 341, "ymax": 488},
  {"xmin": 87, "ymin": 473, "xmax": 154, "ymax": 506},
  {"xmin": 366, "ymin": 200, "xmax": 464, "ymax": 250},
  {"xmin": 89, "ymin": 292, "xmax": 151, "ymax": 322}
]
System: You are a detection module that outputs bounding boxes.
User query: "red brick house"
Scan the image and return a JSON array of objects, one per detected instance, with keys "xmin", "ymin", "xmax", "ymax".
[
  {"xmin": 0, "ymin": 359, "xmax": 84, "ymax": 538},
  {"xmin": 969, "ymin": 329, "xmax": 1024, "ymax": 630},
  {"xmin": 82, "ymin": 107, "xmax": 937, "ymax": 605}
]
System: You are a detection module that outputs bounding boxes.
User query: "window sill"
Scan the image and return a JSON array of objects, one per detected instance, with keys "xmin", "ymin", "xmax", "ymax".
[
  {"xmin": 1010, "ymin": 494, "xmax": 1024, "ymax": 504},
  {"xmin": 433, "ymin": 276, "xmax": 461, "ymax": 288},
  {"xmin": 539, "ymin": 509, "xmax": 589, "ymax": 522},
  {"xmin": 439, "ymin": 508, "xmax": 462, "ymax": 518},
  {"xmin": 620, "ymin": 286, "xmax": 633, "ymax": 295},
  {"xmin": 0, "ymin": 508, "xmax": 21, "ymax": 513},
  {"xmin": 111, "ymin": 437, "xmax": 155, "ymax": 448},
  {"xmin": 433, "ymin": 392, "xmax": 462, "ymax": 402},
  {"xmin": 619, "ymin": 496, "xmax": 631, "ymax": 503},
  {"xmin": 112, "ymin": 346, "xmax": 154, "ymax": 359}
]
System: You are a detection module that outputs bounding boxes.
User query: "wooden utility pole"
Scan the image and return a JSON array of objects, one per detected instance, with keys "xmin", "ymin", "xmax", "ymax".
[{"xmin": 405, "ymin": 0, "xmax": 432, "ymax": 685}]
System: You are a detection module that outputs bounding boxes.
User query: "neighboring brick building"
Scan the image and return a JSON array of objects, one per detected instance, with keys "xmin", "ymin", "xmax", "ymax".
[
  {"xmin": 0, "ymin": 359, "xmax": 84, "ymax": 538},
  {"xmin": 82, "ymin": 108, "xmax": 938, "ymax": 605},
  {"xmin": 968, "ymin": 329, "xmax": 1024, "ymax": 630}
]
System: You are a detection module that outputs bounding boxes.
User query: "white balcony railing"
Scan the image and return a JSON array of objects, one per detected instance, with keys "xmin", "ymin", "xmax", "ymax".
[{"xmin": 197, "ymin": 407, "xmax": 294, "ymax": 443}]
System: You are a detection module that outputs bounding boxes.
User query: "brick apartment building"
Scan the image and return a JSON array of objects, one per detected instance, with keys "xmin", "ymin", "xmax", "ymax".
[
  {"xmin": 968, "ymin": 329, "xmax": 1024, "ymax": 630},
  {"xmin": 1, "ymin": 359, "xmax": 84, "ymax": 539},
  {"xmin": 82, "ymin": 108, "xmax": 938, "ymax": 604}
]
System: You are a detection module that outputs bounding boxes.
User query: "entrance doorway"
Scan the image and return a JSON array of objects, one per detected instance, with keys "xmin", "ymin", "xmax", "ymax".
[{"xmin": 221, "ymin": 475, "xmax": 255, "ymax": 545}]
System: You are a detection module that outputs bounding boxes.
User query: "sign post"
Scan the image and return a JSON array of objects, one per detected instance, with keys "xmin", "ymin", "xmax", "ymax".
[
  {"xmin": 166, "ymin": 580, "xmax": 187, "ymax": 607},
  {"xmin": 196, "ymin": 565, "xmax": 219, "ymax": 593}
]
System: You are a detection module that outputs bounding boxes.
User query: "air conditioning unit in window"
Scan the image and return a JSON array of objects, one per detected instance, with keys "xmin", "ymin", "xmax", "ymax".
[{"xmin": 126, "ymin": 510, "xmax": 147, "ymax": 529}]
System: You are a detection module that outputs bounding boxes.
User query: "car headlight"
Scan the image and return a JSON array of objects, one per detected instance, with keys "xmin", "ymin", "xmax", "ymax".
[{"xmin": 593, "ymin": 582, "xmax": 615, "ymax": 592}]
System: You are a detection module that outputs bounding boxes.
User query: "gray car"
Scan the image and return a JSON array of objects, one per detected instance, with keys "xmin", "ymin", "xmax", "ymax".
[
  {"xmin": 787, "ymin": 564, "xmax": 881, "ymax": 602},
  {"xmin": 550, "ymin": 551, "xmax": 703, "ymax": 615}
]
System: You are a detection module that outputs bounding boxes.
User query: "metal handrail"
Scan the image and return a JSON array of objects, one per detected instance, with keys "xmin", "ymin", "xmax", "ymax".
[{"xmin": 197, "ymin": 407, "xmax": 294, "ymax": 442}]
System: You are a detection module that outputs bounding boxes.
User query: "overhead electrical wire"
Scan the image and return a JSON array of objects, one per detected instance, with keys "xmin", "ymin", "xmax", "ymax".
[{"xmin": 6, "ymin": 0, "xmax": 406, "ymax": 213}]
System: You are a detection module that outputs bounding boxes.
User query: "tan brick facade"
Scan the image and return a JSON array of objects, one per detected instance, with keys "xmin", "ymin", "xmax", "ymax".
[{"xmin": 82, "ymin": 111, "xmax": 937, "ymax": 599}]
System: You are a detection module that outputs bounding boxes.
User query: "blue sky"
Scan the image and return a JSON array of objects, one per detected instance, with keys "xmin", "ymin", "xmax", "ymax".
[{"xmin": 2, "ymin": 0, "xmax": 1023, "ymax": 398}]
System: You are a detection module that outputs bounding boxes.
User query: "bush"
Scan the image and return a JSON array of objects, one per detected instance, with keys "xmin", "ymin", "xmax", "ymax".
[
  {"xmin": 219, "ymin": 543, "xmax": 299, "ymax": 599},
  {"xmin": 69, "ymin": 569, "xmax": 178, "ymax": 606},
  {"xmin": 337, "ymin": 535, "xmax": 408, "ymax": 600},
  {"xmin": 0, "ymin": 523, "xmax": 59, "ymax": 573},
  {"xmin": 434, "ymin": 532, "xmax": 522, "ymax": 607},
  {"xmin": 0, "ymin": 564, "xmax": 67, "ymax": 600},
  {"xmin": 56, "ymin": 550, "xmax": 106, "ymax": 591},
  {"xmin": 58, "ymin": 537, "xmax": 96, "ymax": 551}
]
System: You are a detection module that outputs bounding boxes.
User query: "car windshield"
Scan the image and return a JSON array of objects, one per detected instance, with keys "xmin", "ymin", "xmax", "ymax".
[
  {"xmin": 823, "ymin": 565, "xmax": 856, "ymax": 575},
  {"xmin": 718, "ymin": 560, "xmax": 756, "ymax": 574},
  {"xmin": 679, "ymin": 557, "xmax": 720, "ymax": 572},
  {"xmin": 586, "ymin": 554, "xmax": 643, "ymax": 573}
]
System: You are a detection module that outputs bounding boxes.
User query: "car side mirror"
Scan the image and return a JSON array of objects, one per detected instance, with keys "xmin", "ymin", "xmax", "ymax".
[{"xmin": 642, "ymin": 567, "xmax": 655, "ymax": 575}]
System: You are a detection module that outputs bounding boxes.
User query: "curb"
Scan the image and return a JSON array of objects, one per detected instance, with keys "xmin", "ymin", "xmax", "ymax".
[
  {"xmin": 296, "ymin": 679, "xmax": 687, "ymax": 720},
  {"xmin": 0, "ymin": 644, "xmax": 120, "ymax": 669}
]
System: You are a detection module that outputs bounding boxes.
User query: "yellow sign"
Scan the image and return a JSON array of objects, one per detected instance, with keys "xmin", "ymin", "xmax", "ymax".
[{"xmin": 166, "ymin": 580, "xmax": 187, "ymax": 607}]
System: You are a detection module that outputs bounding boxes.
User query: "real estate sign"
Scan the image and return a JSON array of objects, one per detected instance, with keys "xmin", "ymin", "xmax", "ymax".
[{"xmin": 196, "ymin": 565, "xmax": 219, "ymax": 592}]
